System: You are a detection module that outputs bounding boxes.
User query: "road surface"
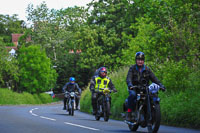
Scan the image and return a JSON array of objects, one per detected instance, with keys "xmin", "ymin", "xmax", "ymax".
[{"xmin": 0, "ymin": 102, "xmax": 199, "ymax": 133}]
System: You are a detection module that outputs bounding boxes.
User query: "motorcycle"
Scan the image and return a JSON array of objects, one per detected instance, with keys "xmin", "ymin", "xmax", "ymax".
[
  {"xmin": 65, "ymin": 91, "xmax": 78, "ymax": 116},
  {"xmin": 123, "ymin": 82, "xmax": 165, "ymax": 133},
  {"xmin": 95, "ymin": 88, "xmax": 114, "ymax": 122}
]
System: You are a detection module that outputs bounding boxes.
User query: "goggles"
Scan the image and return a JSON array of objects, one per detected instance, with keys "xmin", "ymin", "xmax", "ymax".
[{"xmin": 100, "ymin": 71, "xmax": 107, "ymax": 73}]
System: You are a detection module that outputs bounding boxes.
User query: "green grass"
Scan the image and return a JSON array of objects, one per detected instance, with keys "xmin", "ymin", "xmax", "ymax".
[{"xmin": 0, "ymin": 88, "xmax": 59, "ymax": 105}]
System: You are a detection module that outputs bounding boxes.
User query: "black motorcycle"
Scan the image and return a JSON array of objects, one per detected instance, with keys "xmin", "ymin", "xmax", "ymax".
[
  {"xmin": 95, "ymin": 88, "xmax": 113, "ymax": 122},
  {"xmin": 123, "ymin": 83, "xmax": 165, "ymax": 133}
]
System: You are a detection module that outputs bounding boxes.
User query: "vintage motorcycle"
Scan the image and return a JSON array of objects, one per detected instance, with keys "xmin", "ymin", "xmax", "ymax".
[
  {"xmin": 65, "ymin": 91, "xmax": 78, "ymax": 116},
  {"xmin": 123, "ymin": 83, "xmax": 165, "ymax": 133},
  {"xmin": 95, "ymin": 88, "xmax": 114, "ymax": 122}
]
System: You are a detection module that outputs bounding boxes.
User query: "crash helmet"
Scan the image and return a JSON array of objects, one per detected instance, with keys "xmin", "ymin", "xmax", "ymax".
[
  {"xmin": 69, "ymin": 77, "xmax": 75, "ymax": 82},
  {"xmin": 135, "ymin": 52, "xmax": 145, "ymax": 61},
  {"xmin": 99, "ymin": 67, "xmax": 107, "ymax": 78}
]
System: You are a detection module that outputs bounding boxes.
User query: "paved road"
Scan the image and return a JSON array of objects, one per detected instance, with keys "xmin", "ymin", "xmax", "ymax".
[{"xmin": 0, "ymin": 102, "xmax": 199, "ymax": 133}]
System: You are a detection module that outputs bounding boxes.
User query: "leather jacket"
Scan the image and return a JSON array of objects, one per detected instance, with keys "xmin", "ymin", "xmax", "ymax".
[
  {"xmin": 62, "ymin": 82, "xmax": 81, "ymax": 94},
  {"xmin": 126, "ymin": 64, "xmax": 165, "ymax": 90}
]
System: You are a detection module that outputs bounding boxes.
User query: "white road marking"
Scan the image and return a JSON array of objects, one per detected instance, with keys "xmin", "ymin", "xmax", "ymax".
[
  {"xmin": 29, "ymin": 108, "xmax": 38, "ymax": 116},
  {"xmin": 64, "ymin": 122, "xmax": 100, "ymax": 131},
  {"xmin": 30, "ymin": 107, "xmax": 97, "ymax": 131},
  {"xmin": 40, "ymin": 116, "xmax": 56, "ymax": 121}
]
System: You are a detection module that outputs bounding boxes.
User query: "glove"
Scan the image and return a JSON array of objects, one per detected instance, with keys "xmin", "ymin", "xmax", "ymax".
[
  {"xmin": 113, "ymin": 89, "xmax": 117, "ymax": 93},
  {"xmin": 129, "ymin": 85, "xmax": 137, "ymax": 90},
  {"xmin": 160, "ymin": 87, "xmax": 166, "ymax": 92}
]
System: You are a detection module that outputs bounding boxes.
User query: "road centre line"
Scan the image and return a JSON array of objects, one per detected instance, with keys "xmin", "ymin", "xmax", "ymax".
[
  {"xmin": 30, "ymin": 108, "xmax": 56, "ymax": 121},
  {"xmin": 30, "ymin": 107, "xmax": 97, "ymax": 131},
  {"xmin": 40, "ymin": 116, "xmax": 56, "ymax": 121},
  {"xmin": 64, "ymin": 122, "xmax": 100, "ymax": 131},
  {"xmin": 29, "ymin": 108, "xmax": 39, "ymax": 116}
]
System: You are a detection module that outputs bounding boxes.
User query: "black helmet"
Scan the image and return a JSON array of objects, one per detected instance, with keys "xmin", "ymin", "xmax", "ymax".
[{"xmin": 135, "ymin": 52, "xmax": 145, "ymax": 61}]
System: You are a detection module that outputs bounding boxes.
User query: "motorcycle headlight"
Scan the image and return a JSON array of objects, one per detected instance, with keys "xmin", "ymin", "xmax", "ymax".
[
  {"xmin": 149, "ymin": 83, "xmax": 160, "ymax": 94},
  {"xmin": 70, "ymin": 92, "xmax": 75, "ymax": 97}
]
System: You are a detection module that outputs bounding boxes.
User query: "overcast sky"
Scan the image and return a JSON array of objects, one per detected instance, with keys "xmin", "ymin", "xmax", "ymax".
[{"xmin": 0, "ymin": 0, "xmax": 92, "ymax": 22}]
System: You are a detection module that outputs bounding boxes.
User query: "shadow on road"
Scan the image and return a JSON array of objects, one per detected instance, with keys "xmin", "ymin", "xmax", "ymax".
[
  {"xmin": 52, "ymin": 113, "xmax": 73, "ymax": 116},
  {"xmin": 105, "ymin": 129, "xmax": 146, "ymax": 133}
]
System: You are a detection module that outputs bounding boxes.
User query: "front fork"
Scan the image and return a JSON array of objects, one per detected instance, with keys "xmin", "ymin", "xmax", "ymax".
[
  {"xmin": 147, "ymin": 94, "xmax": 152, "ymax": 122},
  {"xmin": 146, "ymin": 93, "xmax": 153, "ymax": 133},
  {"xmin": 68, "ymin": 98, "xmax": 74, "ymax": 109},
  {"xmin": 104, "ymin": 96, "xmax": 110, "ymax": 113}
]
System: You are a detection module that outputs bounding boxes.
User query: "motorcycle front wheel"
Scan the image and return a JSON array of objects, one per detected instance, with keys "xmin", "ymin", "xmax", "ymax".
[
  {"xmin": 95, "ymin": 115, "xmax": 100, "ymax": 121},
  {"xmin": 151, "ymin": 103, "xmax": 161, "ymax": 133},
  {"xmin": 71, "ymin": 102, "xmax": 74, "ymax": 116},
  {"xmin": 104, "ymin": 101, "xmax": 110, "ymax": 122}
]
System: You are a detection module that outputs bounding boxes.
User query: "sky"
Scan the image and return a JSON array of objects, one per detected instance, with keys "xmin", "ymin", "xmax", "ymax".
[{"xmin": 0, "ymin": 0, "xmax": 92, "ymax": 22}]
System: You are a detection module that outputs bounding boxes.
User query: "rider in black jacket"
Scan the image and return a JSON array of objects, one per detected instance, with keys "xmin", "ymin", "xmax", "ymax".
[
  {"xmin": 126, "ymin": 52, "xmax": 165, "ymax": 121},
  {"xmin": 62, "ymin": 77, "xmax": 82, "ymax": 110}
]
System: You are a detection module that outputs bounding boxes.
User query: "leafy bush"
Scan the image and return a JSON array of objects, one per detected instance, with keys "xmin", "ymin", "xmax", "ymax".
[
  {"xmin": 109, "ymin": 67, "xmax": 129, "ymax": 119},
  {"xmin": 5, "ymin": 43, "xmax": 15, "ymax": 46},
  {"xmin": 160, "ymin": 88, "xmax": 200, "ymax": 128},
  {"xmin": 0, "ymin": 88, "xmax": 58, "ymax": 105},
  {"xmin": 153, "ymin": 60, "xmax": 190, "ymax": 93},
  {"xmin": 80, "ymin": 86, "xmax": 92, "ymax": 113},
  {"xmin": 18, "ymin": 45, "xmax": 57, "ymax": 94}
]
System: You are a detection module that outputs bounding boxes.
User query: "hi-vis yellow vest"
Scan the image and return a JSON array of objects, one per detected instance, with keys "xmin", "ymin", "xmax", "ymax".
[{"xmin": 95, "ymin": 76, "xmax": 110, "ymax": 90}]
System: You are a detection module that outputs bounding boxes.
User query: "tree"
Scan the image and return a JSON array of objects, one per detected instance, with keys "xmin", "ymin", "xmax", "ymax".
[
  {"xmin": 18, "ymin": 45, "xmax": 57, "ymax": 94},
  {"xmin": 26, "ymin": 2, "xmax": 91, "ymax": 89},
  {"xmin": 0, "ymin": 14, "xmax": 25, "ymax": 43},
  {"xmin": 121, "ymin": 0, "xmax": 200, "ymax": 66},
  {"xmin": 0, "ymin": 43, "xmax": 19, "ymax": 90}
]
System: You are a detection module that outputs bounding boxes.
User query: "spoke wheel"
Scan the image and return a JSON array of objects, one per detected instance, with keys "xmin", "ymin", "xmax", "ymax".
[{"xmin": 151, "ymin": 103, "xmax": 161, "ymax": 133}]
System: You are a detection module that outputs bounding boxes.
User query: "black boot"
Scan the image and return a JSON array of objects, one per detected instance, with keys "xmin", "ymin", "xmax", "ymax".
[
  {"xmin": 126, "ymin": 112, "xmax": 132, "ymax": 121},
  {"xmin": 92, "ymin": 109, "xmax": 97, "ymax": 115}
]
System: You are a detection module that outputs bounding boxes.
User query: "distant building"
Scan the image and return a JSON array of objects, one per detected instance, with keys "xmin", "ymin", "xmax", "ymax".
[
  {"xmin": 69, "ymin": 49, "xmax": 82, "ymax": 54},
  {"xmin": 6, "ymin": 33, "xmax": 31, "ymax": 56},
  {"xmin": 12, "ymin": 33, "xmax": 31, "ymax": 47}
]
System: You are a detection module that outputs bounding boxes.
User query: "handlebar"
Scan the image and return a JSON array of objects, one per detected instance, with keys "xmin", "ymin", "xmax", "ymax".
[
  {"xmin": 93, "ymin": 88, "xmax": 117, "ymax": 94},
  {"xmin": 160, "ymin": 87, "xmax": 166, "ymax": 92},
  {"xmin": 65, "ymin": 91, "xmax": 80, "ymax": 95},
  {"xmin": 130, "ymin": 85, "xmax": 166, "ymax": 93}
]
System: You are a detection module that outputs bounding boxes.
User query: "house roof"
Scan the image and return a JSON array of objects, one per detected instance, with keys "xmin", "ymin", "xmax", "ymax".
[{"xmin": 12, "ymin": 34, "xmax": 23, "ymax": 43}]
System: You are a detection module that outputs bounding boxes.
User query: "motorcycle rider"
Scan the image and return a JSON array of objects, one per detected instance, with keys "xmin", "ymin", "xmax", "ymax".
[
  {"xmin": 89, "ymin": 67, "xmax": 117, "ymax": 115},
  {"xmin": 62, "ymin": 77, "xmax": 82, "ymax": 110},
  {"xmin": 126, "ymin": 52, "xmax": 165, "ymax": 121}
]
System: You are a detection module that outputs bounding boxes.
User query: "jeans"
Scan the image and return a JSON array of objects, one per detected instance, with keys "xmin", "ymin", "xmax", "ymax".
[{"xmin": 128, "ymin": 90, "xmax": 137, "ymax": 111}]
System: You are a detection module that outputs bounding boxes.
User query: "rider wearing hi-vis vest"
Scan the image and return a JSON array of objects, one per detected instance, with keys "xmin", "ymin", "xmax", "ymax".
[
  {"xmin": 95, "ymin": 77, "xmax": 110, "ymax": 90},
  {"xmin": 90, "ymin": 67, "xmax": 117, "ymax": 115}
]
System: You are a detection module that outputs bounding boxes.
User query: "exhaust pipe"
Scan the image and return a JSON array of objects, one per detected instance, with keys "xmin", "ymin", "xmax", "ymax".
[{"xmin": 124, "ymin": 120, "xmax": 136, "ymax": 126}]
